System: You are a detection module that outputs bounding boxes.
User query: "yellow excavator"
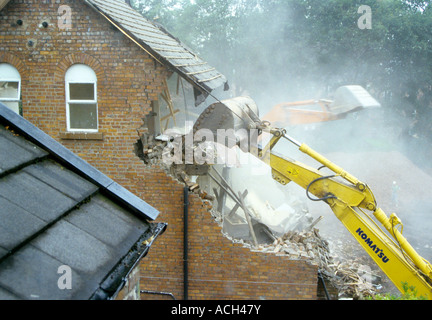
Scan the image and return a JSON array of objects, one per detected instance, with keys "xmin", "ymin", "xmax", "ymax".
[{"xmin": 193, "ymin": 87, "xmax": 432, "ymax": 299}]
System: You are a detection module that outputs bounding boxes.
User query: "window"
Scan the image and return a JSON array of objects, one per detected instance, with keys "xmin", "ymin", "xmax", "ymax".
[
  {"xmin": 65, "ymin": 64, "xmax": 98, "ymax": 132},
  {"xmin": 0, "ymin": 63, "xmax": 21, "ymax": 115}
]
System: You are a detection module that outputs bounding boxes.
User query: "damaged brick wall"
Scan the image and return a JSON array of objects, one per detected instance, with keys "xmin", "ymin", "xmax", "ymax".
[
  {"xmin": 140, "ymin": 188, "xmax": 319, "ymax": 300},
  {"xmin": 0, "ymin": 0, "xmax": 319, "ymax": 300}
]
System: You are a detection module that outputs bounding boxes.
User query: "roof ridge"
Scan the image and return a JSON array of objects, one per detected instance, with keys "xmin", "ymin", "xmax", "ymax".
[{"xmin": 83, "ymin": 0, "xmax": 228, "ymax": 100}]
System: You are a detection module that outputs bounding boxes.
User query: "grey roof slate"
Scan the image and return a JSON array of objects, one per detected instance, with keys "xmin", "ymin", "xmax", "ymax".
[
  {"xmin": 0, "ymin": 103, "xmax": 166, "ymax": 300},
  {"xmin": 0, "ymin": 169, "xmax": 79, "ymax": 222},
  {"xmin": 0, "ymin": 196, "xmax": 46, "ymax": 258},
  {"xmin": 84, "ymin": 0, "xmax": 228, "ymax": 102},
  {"xmin": 0, "ymin": 126, "xmax": 47, "ymax": 175}
]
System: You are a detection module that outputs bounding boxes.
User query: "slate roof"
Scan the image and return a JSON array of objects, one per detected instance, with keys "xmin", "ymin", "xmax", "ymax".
[
  {"xmin": 84, "ymin": 0, "xmax": 228, "ymax": 103},
  {"xmin": 0, "ymin": 102, "xmax": 166, "ymax": 300},
  {"xmin": 0, "ymin": 0, "xmax": 9, "ymax": 11}
]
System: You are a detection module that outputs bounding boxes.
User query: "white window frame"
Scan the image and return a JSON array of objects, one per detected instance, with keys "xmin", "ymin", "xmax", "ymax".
[
  {"xmin": 0, "ymin": 63, "xmax": 21, "ymax": 114},
  {"xmin": 65, "ymin": 64, "xmax": 98, "ymax": 132}
]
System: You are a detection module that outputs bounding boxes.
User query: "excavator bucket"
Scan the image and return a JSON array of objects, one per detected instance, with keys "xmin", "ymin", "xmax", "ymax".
[
  {"xmin": 193, "ymin": 96, "xmax": 260, "ymax": 134},
  {"xmin": 327, "ymin": 85, "xmax": 381, "ymax": 115},
  {"xmin": 193, "ymin": 96, "xmax": 261, "ymax": 152}
]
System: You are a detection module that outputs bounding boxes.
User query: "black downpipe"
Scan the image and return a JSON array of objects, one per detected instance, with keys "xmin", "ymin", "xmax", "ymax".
[
  {"xmin": 183, "ymin": 187, "xmax": 189, "ymax": 300},
  {"xmin": 318, "ymin": 271, "xmax": 331, "ymax": 300}
]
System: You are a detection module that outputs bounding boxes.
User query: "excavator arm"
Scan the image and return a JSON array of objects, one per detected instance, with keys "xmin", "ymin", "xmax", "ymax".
[
  {"xmin": 193, "ymin": 92, "xmax": 432, "ymax": 298},
  {"xmin": 262, "ymin": 85, "xmax": 381, "ymax": 127},
  {"xmin": 256, "ymin": 128, "xmax": 432, "ymax": 298}
]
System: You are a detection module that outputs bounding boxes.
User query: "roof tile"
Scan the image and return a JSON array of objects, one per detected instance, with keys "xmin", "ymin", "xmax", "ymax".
[
  {"xmin": 0, "ymin": 126, "xmax": 47, "ymax": 176},
  {"xmin": 85, "ymin": 0, "xmax": 228, "ymax": 94}
]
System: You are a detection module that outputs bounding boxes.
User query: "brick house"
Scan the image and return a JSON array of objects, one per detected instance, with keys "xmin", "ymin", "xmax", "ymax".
[
  {"xmin": 0, "ymin": 0, "xmax": 319, "ymax": 299},
  {"xmin": 0, "ymin": 102, "xmax": 166, "ymax": 300}
]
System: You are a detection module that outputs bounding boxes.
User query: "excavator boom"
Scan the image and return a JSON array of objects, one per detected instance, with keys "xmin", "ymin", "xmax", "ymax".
[
  {"xmin": 194, "ymin": 92, "xmax": 432, "ymax": 298},
  {"xmin": 264, "ymin": 132, "xmax": 432, "ymax": 298},
  {"xmin": 263, "ymin": 85, "xmax": 381, "ymax": 126}
]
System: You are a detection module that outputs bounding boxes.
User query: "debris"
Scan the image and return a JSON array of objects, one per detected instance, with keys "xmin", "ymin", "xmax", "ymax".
[
  {"xmin": 254, "ymin": 228, "xmax": 381, "ymax": 299},
  {"xmin": 306, "ymin": 216, "xmax": 324, "ymax": 232},
  {"xmin": 134, "ymin": 120, "xmax": 387, "ymax": 300},
  {"xmin": 238, "ymin": 190, "xmax": 258, "ymax": 247}
]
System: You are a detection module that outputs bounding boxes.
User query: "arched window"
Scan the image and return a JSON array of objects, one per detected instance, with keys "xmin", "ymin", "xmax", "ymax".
[
  {"xmin": 65, "ymin": 64, "xmax": 98, "ymax": 131},
  {"xmin": 0, "ymin": 63, "xmax": 21, "ymax": 115}
]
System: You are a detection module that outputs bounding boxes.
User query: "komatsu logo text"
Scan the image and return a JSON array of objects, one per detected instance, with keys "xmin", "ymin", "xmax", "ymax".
[{"xmin": 356, "ymin": 228, "xmax": 390, "ymax": 263}]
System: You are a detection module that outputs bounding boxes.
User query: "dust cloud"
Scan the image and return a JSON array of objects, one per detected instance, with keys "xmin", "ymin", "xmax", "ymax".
[{"xmin": 203, "ymin": 1, "xmax": 432, "ymax": 293}]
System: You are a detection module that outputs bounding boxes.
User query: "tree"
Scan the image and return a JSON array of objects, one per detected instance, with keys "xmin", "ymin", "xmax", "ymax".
[{"xmin": 132, "ymin": 0, "xmax": 432, "ymax": 140}]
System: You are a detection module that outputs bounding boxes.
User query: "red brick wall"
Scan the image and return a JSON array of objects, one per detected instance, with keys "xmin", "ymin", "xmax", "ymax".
[
  {"xmin": 0, "ymin": 0, "xmax": 318, "ymax": 300},
  {"xmin": 0, "ymin": 0, "xmax": 169, "ymax": 194},
  {"xmin": 140, "ymin": 188, "xmax": 318, "ymax": 300}
]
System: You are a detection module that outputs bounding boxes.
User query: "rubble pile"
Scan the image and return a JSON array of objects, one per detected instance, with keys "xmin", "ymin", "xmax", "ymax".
[
  {"xmin": 324, "ymin": 260, "xmax": 381, "ymax": 299},
  {"xmin": 135, "ymin": 130, "xmax": 397, "ymax": 299},
  {"xmin": 245, "ymin": 228, "xmax": 381, "ymax": 299}
]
